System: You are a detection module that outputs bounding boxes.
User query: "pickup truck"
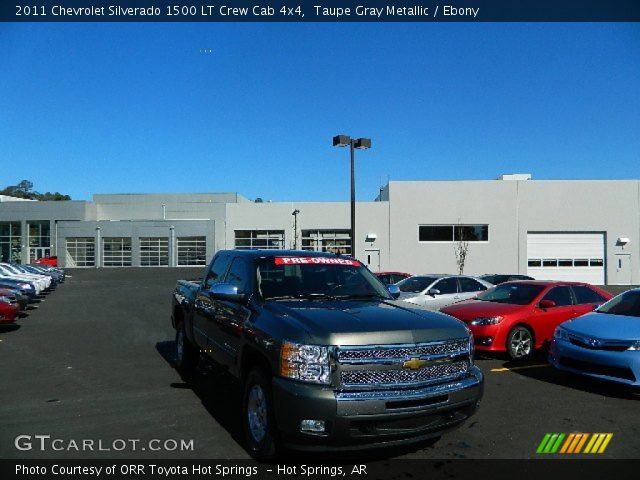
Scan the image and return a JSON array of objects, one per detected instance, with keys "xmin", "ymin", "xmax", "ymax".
[{"xmin": 171, "ymin": 250, "xmax": 483, "ymax": 458}]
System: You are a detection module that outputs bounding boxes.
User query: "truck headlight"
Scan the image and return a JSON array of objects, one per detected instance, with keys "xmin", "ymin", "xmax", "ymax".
[
  {"xmin": 627, "ymin": 341, "xmax": 640, "ymax": 351},
  {"xmin": 280, "ymin": 341, "xmax": 331, "ymax": 384},
  {"xmin": 554, "ymin": 327, "xmax": 570, "ymax": 341},
  {"xmin": 470, "ymin": 316, "xmax": 503, "ymax": 326}
]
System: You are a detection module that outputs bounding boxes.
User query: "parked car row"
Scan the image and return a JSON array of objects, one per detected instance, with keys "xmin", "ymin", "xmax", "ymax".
[{"xmin": 0, "ymin": 262, "xmax": 65, "ymax": 324}]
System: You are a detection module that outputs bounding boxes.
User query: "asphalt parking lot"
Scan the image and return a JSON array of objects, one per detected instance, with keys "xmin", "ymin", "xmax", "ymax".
[{"xmin": 0, "ymin": 269, "xmax": 638, "ymax": 460}]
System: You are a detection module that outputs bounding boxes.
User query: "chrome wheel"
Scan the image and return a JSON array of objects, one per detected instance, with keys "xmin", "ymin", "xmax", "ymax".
[
  {"xmin": 509, "ymin": 328, "xmax": 532, "ymax": 358},
  {"xmin": 247, "ymin": 385, "xmax": 268, "ymax": 443}
]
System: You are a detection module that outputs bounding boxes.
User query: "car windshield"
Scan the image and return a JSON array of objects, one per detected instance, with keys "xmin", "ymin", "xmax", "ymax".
[
  {"xmin": 476, "ymin": 283, "xmax": 546, "ymax": 305},
  {"xmin": 596, "ymin": 291, "xmax": 640, "ymax": 317},
  {"xmin": 397, "ymin": 276, "xmax": 438, "ymax": 293},
  {"xmin": 256, "ymin": 256, "xmax": 392, "ymax": 301}
]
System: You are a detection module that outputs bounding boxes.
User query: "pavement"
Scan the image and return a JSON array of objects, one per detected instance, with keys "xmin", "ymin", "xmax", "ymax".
[{"xmin": 0, "ymin": 268, "xmax": 638, "ymax": 460}]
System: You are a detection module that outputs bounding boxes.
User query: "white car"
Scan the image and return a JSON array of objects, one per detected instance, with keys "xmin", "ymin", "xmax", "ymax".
[
  {"xmin": 0, "ymin": 264, "xmax": 49, "ymax": 292},
  {"xmin": 397, "ymin": 274, "xmax": 494, "ymax": 310}
]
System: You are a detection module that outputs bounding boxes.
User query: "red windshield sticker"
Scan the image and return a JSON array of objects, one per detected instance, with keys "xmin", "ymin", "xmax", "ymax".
[{"xmin": 274, "ymin": 257, "xmax": 360, "ymax": 266}]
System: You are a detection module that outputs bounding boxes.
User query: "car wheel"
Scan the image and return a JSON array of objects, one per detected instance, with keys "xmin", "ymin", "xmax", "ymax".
[
  {"xmin": 243, "ymin": 367, "xmax": 278, "ymax": 459},
  {"xmin": 507, "ymin": 326, "xmax": 534, "ymax": 360},
  {"xmin": 175, "ymin": 323, "xmax": 198, "ymax": 371}
]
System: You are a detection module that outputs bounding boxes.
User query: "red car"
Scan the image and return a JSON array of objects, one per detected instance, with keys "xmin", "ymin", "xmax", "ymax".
[
  {"xmin": 33, "ymin": 255, "xmax": 58, "ymax": 267},
  {"xmin": 374, "ymin": 271, "xmax": 412, "ymax": 285},
  {"xmin": 440, "ymin": 281, "xmax": 612, "ymax": 360},
  {"xmin": 0, "ymin": 299, "xmax": 19, "ymax": 324}
]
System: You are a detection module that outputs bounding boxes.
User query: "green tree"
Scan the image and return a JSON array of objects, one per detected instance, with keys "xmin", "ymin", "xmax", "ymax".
[{"xmin": 0, "ymin": 180, "xmax": 71, "ymax": 201}]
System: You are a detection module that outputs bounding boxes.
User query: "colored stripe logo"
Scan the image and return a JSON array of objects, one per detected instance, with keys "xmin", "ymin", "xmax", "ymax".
[{"xmin": 537, "ymin": 433, "xmax": 613, "ymax": 454}]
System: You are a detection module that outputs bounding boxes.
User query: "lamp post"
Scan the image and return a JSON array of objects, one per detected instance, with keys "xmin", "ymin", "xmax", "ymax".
[
  {"xmin": 292, "ymin": 209, "xmax": 300, "ymax": 249},
  {"xmin": 332, "ymin": 135, "xmax": 371, "ymax": 259}
]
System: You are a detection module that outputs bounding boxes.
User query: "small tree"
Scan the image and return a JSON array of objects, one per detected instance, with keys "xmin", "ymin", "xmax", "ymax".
[{"xmin": 453, "ymin": 224, "xmax": 470, "ymax": 275}]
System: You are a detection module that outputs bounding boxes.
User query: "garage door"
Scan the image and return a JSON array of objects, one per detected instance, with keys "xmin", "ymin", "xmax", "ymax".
[{"xmin": 527, "ymin": 233, "xmax": 605, "ymax": 284}]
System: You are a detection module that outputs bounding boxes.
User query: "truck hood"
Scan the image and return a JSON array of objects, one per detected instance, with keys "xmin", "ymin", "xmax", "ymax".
[
  {"xmin": 264, "ymin": 299, "xmax": 468, "ymax": 346},
  {"xmin": 562, "ymin": 312, "xmax": 640, "ymax": 342},
  {"xmin": 441, "ymin": 299, "xmax": 528, "ymax": 322}
]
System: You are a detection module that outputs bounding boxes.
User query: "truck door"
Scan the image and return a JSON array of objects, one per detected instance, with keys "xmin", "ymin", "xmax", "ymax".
[
  {"xmin": 193, "ymin": 253, "xmax": 232, "ymax": 360},
  {"xmin": 211, "ymin": 256, "xmax": 253, "ymax": 370}
]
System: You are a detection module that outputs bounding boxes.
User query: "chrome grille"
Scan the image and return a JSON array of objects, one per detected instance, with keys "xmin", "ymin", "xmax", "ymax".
[
  {"xmin": 337, "ymin": 340, "xmax": 468, "ymax": 363},
  {"xmin": 341, "ymin": 361, "xmax": 469, "ymax": 387}
]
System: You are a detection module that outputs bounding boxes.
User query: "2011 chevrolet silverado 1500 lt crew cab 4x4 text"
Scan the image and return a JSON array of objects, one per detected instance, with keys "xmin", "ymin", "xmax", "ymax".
[{"xmin": 171, "ymin": 250, "xmax": 483, "ymax": 458}]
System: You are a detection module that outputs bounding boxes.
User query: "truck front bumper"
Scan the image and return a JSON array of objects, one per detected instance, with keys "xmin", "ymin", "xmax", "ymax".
[{"xmin": 272, "ymin": 366, "xmax": 483, "ymax": 451}]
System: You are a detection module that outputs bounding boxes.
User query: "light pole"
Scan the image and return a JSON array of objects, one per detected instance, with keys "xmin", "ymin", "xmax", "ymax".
[
  {"xmin": 292, "ymin": 209, "xmax": 300, "ymax": 249},
  {"xmin": 332, "ymin": 135, "xmax": 371, "ymax": 259}
]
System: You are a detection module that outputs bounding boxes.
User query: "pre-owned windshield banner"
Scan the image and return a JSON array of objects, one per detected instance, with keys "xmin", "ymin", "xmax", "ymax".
[
  {"xmin": 2, "ymin": 0, "xmax": 640, "ymax": 22},
  {"xmin": 274, "ymin": 257, "xmax": 361, "ymax": 266}
]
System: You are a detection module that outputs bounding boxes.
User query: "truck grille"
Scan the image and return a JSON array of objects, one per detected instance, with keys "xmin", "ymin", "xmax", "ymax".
[
  {"xmin": 337, "ymin": 340, "xmax": 468, "ymax": 363},
  {"xmin": 341, "ymin": 360, "xmax": 469, "ymax": 388}
]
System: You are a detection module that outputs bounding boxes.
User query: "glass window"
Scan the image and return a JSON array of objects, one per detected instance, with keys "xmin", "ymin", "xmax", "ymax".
[
  {"xmin": 397, "ymin": 276, "xmax": 438, "ymax": 293},
  {"xmin": 574, "ymin": 259, "xmax": 589, "ymax": 267},
  {"xmin": 573, "ymin": 286, "xmax": 607, "ymax": 305},
  {"xmin": 434, "ymin": 277, "xmax": 458, "ymax": 295},
  {"xmin": 542, "ymin": 259, "xmax": 558, "ymax": 267},
  {"xmin": 528, "ymin": 259, "xmax": 542, "ymax": 267},
  {"xmin": 234, "ymin": 230, "xmax": 284, "ymax": 250},
  {"xmin": 140, "ymin": 237, "xmax": 169, "ymax": 267},
  {"xmin": 204, "ymin": 254, "xmax": 232, "ymax": 289},
  {"xmin": 541, "ymin": 286, "xmax": 573, "ymax": 307},
  {"xmin": 225, "ymin": 257, "xmax": 250, "ymax": 292},
  {"xmin": 459, "ymin": 277, "xmax": 487, "ymax": 292},
  {"xmin": 454, "ymin": 225, "xmax": 489, "ymax": 242},
  {"xmin": 418, "ymin": 226, "xmax": 453, "ymax": 242},
  {"xmin": 596, "ymin": 291, "xmax": 640, "ymax": 317},
  {"xmin": 301, "ymin": 230, "xmax": 351, "ymax": 255},
  {"xmin": 477, "ymin": 283, "xmax": 546, "ymax": 305},
  {"xmin": 177, "ymin": 236, "xmax": 206, "ymax": 266},
  {"xmin": 590, "ymin": 259, "xmax": 604, "ymax": 267},
  {"xmin": 0, "ymin": 222, "xmax": 22, "ymax": 263},
  {"xmin": 558, "ymin": 259, "xmax": 573, "ymax": 267}
]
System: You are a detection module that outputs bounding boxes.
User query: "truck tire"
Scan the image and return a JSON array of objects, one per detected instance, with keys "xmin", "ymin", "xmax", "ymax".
[
  {"xmin": 175, "ymin": 323, "xmax": 198, "ymax": 371},
  {"xmin": 243, "ymin": 367, "xmax": 278, "ymax": 459}
]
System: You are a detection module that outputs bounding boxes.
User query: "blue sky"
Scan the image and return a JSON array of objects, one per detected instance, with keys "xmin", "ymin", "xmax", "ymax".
[{"xmin": 1, "ymin": 23, "xmax": 638, "ymax": 201}]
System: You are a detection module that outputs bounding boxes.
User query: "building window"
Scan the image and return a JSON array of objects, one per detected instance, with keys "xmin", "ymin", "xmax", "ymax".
[
  {"xmin": 418, "ymin": 225, "xmax": 489, "ymax": 242},
  {"xmin": 102, "ymin": 237, "xmax": 132, "ymax": 267},
  {"xmin": 28, "ymin": 221, "xmax": 51, "ymax": 263},
  {"xmin": 527, "ymin": 258, "xmax": 604, "ymax": 268},
  {"xmin": 234, "ymin": 230, "xmax": 284, "ymax": 250},
  {"xmin": 177, "ymin": 236, "xmax": 207, "ymax": 266},
  {"xmin": 0, "ymin": 222, "xmax": 22, "ymax": 263},
  {"xmin": 140, "ymin": 237, "xmax": 169, "ymax": 267},
  {"xmin": 65, "ymin": 238, "xmax": 95, "ymax": 267},
  {"xmin": 301, "ymin": 230, "xmax": 352, "ymax": 255}
]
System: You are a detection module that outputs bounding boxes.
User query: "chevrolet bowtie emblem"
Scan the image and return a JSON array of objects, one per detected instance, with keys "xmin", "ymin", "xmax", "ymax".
[{"xmin": 403, "ymin": 358, "xmax": 427, "ymax": 369}]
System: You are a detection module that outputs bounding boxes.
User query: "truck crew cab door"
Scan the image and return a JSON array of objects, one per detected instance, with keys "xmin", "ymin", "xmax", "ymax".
[
  {"xmin": 211, "ymin": 256, "xmax": 253, "ymax": 371},
  {"xmin": 193, "ymin": 253, "xmax": 232, "ymax": 362}
]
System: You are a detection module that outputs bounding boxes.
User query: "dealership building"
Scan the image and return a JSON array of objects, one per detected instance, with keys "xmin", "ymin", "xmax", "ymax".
[{"xmin": 1, "ymin": 176, "xmax": 639, "ymax": 285}]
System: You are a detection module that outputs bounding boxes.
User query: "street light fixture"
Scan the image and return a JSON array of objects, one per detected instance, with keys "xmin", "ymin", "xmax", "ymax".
[
  {"xmin": 332, "ymin": 134, "xmax": 371, "ymax": 259},
  {"xmin": 292, "ymin": 209, "xmax": 300, "ymax": 249}
]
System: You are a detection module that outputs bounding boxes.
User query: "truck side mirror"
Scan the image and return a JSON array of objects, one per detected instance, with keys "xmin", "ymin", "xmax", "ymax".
[
  {"xmin": 209, "ymin": 283, "xmax": 247, "ymax": 303},
  {"xmin": 387, "ymin": 284, "xmax": 401, "ymax": 299}
]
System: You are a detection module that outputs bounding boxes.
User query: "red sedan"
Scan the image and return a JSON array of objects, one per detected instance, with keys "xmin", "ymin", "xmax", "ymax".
[
  {"xmin": 440, "ymin": 281, "xmax": 612, "ymax": 360},
  {"xmin": 0, "ymin": 299, "xmax": 19, "ymax": 324},
  {"xmin": 33, "ymin": 255, "xmax": 58, "ymax": 267}
]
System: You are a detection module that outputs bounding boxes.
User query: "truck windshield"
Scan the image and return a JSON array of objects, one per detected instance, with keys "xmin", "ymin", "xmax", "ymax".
[
  {"xmin": 596, "ymin": 290, "xmax": 640, "ymax": 317},
  {"xmin": 256, "ymin": 257, "xmax": 392, "ymax": 301},
  {"xmin": 476, "ymin": 283, "xmax": 546, "ymax": 305}
]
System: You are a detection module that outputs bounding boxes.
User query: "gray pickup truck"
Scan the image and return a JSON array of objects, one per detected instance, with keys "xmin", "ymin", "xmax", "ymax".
[{"xmin": 171, "ymin": 249, "xmax": 483, "ymax": 458}]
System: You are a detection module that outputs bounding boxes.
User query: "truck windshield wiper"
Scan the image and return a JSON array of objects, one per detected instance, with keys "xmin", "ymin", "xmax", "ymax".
[
  {"xmin": 334, "ymin": 293, "xmax": 386, "ymax": 300},
  {"xmin": 265, "ymin": 293, "xmax": 338, "ymax": 301}
]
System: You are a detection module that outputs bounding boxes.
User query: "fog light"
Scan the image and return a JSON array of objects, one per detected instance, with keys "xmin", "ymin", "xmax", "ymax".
[
  {"xmin": 300, "ymin": 419, "xmax": 326, "ymax": 433},
  {"xmin": 477, "ymin": 337, "xmax": 493, "ymax": 346}
]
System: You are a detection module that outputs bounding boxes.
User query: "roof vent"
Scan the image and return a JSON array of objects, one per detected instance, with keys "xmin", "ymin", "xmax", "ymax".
[{"xmin": 497, "ymin": 174, "xmax": 532, "ymax": 181}]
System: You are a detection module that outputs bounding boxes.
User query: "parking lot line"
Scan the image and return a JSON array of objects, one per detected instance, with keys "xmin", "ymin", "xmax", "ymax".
[{"xmin": 490, "ymin": 364, "xmax": 550, "ymax": 372}]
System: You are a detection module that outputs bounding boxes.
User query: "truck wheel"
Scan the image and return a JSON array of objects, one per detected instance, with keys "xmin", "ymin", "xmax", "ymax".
[
  {"xmin": 243, "ymin": 367, "xmax": 278, "ymax": 459},
  {"xmin": 507, "ymin": 326, "xmax": 534, "ymax": 360},
  {"xmin": 175, "ymin": 323, "xmax": 198, "ymax": 371}
]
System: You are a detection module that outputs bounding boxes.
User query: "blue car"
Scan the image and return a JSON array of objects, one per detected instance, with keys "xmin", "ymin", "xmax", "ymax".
[{"xmin": 550, "ymin": 288, "xmax": 640, "ymax": 387}]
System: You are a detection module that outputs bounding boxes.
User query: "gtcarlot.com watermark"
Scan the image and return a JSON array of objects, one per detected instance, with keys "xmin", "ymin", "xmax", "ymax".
[{"xmin": 15, "ymin": 435, "xmax": 194, "ymax": 452}]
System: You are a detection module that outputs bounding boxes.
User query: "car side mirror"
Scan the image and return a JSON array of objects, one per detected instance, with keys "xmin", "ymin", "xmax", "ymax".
[
  {"xmin": 208, "ymin": 283, "xmax": 247, "ymax": 303},
  {"xmin": 539, "ymin": 299, "xmax": 556, "ymax": 309},
  {"xmin": 427, "ymin": 288, "xmax": 441, "ymax": 296},
  {"xmin": 387, "ymin": 284, "xmax": 401, "ymax": 299}
]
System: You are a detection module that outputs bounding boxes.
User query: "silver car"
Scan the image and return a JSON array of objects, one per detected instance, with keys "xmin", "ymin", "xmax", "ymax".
[{"xmin": 397, "ymin": 274, "xmax": 494, "ymax": 310}]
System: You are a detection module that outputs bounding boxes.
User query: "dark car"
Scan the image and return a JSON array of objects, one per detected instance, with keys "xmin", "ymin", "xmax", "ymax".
[
  {"xmin": 374, "ymin": 271, "xmax": 412, "ymax": 285},
  {"xmin": 0, "ymin": 287, "xmax": 28, "ymax": 310},
  {"xmin": 479, "ymin": 274, "xmax": 535, "ymax": 285},
  {"xmin": 0, "ymin": 278, "xmax": 37, "ymax": 300},
  {"xmin": 172, "ymin": 250, "xmax": 483, "ymax": 458}
]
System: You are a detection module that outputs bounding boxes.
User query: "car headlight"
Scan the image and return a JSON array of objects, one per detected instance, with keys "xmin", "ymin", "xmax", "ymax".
[
  {"xmin": 627, "ymin": 341, "xmax": 640, "ymax": 351},
  {"xmin": 19, "ymin": 283, "xmax": 33, "ymax": 290},
  {"xmin": 470, "ymin": 316, "xmax": 503, "ymax": 326},
  {"xmin": 280, "ymin": 341, "xmax": 331, "ymax": 384},
  {"xmin": 554, "ymin": 327, "xmax": 570, "ymax": 341}
]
